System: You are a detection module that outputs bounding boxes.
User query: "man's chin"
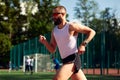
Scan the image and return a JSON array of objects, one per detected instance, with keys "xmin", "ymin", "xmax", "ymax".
[{"xmin": 54, "ymin": 22, "xmax": 60, "ymax": 25}]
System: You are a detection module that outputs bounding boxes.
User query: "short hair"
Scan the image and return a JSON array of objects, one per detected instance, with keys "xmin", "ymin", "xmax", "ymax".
[{"xmin": 54, "ymin": 5, "xmax": 67, "ymax": 12}]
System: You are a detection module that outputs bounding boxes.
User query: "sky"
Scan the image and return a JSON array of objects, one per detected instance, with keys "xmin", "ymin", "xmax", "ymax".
[{"xmin": 60, "ymin": 0, "xmax": 120, "ymax": 21}]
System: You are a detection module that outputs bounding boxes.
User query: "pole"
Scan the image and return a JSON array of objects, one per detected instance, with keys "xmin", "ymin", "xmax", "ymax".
[
  {"xmin": 23, "ymin": 43, "xmax": 25, "ymax": 72},
  {"xmin": 35, "ymin": 53, "xmax": 38, "ymax": 73},
  {"xmin": 101, "ymin": 19, "xmax": 106, "ymax": 75}
]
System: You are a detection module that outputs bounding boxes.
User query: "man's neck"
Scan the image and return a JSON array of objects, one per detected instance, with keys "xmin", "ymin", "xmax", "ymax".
[{"xmin": 58, "ymin": 21, "xmax": 67, "ymax": 29}]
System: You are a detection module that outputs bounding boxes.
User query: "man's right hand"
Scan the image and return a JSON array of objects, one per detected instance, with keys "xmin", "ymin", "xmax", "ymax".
[{"xmin": 39, "ymin": 35, "xmax": 47, "ymax": 44}]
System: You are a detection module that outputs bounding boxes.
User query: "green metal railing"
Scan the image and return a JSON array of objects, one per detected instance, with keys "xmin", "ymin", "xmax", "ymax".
[{"xmin": 10, "ymin": 33, "xmax": 120, "ymax": 75}]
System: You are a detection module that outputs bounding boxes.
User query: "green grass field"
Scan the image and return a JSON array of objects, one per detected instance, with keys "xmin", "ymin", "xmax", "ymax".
[{"xmin": 0, "ymin": 70, "xmax": 120, "ymax": 80}]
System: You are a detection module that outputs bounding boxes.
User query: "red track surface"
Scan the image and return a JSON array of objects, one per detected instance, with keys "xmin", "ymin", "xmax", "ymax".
[{"xmin": 83, "ymin": 68, "xmax": 120, "ymax": 76}]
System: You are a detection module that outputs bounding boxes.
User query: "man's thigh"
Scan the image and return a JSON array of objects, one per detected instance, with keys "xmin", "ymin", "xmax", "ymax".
[
  {"xmin": 71, "ymin": 69, "xmax": 87, "ymax": 80},
  {"xmin": 53, "ymin": 63, "xmax": 74, "ymax": 80}
]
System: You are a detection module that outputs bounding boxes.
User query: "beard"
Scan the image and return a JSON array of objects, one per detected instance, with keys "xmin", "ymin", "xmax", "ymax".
[{"xmin": 53, "ymin": 17, "xmax": 62, "ymax": 25}]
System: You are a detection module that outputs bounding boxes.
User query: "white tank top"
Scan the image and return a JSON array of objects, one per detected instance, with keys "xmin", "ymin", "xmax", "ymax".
[{"xmin": 53, "ymin": 23, "xmax": 78, "ymax": 59}]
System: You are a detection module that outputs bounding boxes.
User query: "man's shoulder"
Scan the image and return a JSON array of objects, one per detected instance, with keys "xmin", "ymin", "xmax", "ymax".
[
  {"xmin": 68, "ymin": 21, "xmax": 80, "ymax": 26},
  {"xmin": 67, "ymin": 22, "xmax": 78, "ymax": 29}
]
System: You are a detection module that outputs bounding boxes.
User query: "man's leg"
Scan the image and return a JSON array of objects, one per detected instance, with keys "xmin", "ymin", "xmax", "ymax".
[
  {"xmin": 30, "ymin": 66, "xmax": 33, "ymax": 75},
  {"xmin": 53, "ymin": 63, "xmax": 75, "ymax": 80},
  {"xmin": 71, "ymin": 69, "xmax": 87, "ymax": 80},
  {"xmin": 25, "ymin": 65, "xmax": 28, "ymax": 74}
]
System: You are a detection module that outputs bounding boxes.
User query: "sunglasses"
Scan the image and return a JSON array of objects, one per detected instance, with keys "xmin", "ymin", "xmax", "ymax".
[{"xmin": 52, "ymin": 13, "xmax": 64, "ymax": 16}]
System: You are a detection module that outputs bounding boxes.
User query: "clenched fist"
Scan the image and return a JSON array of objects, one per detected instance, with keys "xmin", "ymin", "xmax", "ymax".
[{"xmin": 39, "ymin": 35, "xmax": 47, "ymax": 44}]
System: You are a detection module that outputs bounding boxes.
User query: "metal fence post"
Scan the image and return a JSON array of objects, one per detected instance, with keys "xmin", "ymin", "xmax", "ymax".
[{"xmin": 101, "ymin": 31, "xmax": 105, "ymax": 75}]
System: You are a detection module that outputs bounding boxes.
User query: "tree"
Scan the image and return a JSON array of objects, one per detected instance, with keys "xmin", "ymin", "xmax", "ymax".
[
  {"xmin": 0, "ymin": 33, "xmax": 11, "ymax": 67},
  {"xmin": 0, "ymin": 33, "xmax": 11, "ymax": 55},
  {"xmin": 89, "ymin": 7, "xmax": 120, "ymax": 68},
  {"xmin": 74, "ymin": 0, "xmax": 98, "ymax": 27},
  {"xmin": 0, "ymin": 0, "xmax": 22, "ymax": 45},
  {"xmin": 20, "ymin": 0, "xmax": 59, "ymax": 39},
  {"xmin": 0, "ymin": 0, "xmax": 60, "ymax": 45},
  {"xmin": 0, "ymin": 0, "xmax": 60, "ymax": 65}
]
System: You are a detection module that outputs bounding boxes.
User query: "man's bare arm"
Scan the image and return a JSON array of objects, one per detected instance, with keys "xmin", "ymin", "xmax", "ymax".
[
  {"xmin": 39, "ymin": 32, "xmax": 57, "ymax": 53},
  {"xmin": 70, "ymin": 23, "xmax": 96, "ymax": 44},
  {"xmin": 70, "ymin": 23, "xmax": 96, "ymax": 54}
]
